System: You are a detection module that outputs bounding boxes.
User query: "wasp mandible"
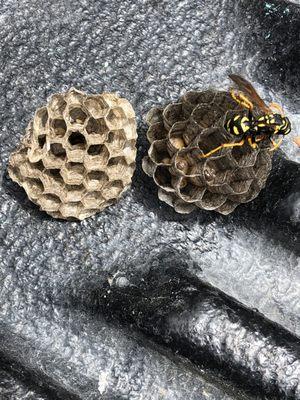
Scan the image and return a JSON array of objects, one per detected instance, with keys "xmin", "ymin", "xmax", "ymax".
[{"xmin": 200, "ymin": 74, "xmax": 291, "ymax": 158}]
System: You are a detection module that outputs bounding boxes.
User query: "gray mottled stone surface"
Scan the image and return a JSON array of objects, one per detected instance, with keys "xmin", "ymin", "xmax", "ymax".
[{"xmin": 0, "ymin": 0, "xmax": 299, "ymax": 398}]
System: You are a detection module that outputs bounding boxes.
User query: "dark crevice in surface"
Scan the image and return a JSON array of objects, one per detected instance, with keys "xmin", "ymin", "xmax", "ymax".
[
  {"xmin": 79, "ymin": 259, "xmax": 300, "ymax": 399},
  {"xmin": 0, "ymin": 355, "xmax": 79, "ymax": 400}
]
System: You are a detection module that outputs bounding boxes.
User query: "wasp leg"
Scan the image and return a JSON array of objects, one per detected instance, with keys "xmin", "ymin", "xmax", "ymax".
[
  {"xmin": 199, "ymin": 139, "xmax": 245, "ymax": 158},
  {"xmin": 269, "ymin": 137, "xmax": 283, "ymax": 152},
  {"xmin": 247, "ymin": 136, "xmax": 258, "ymax": 149},
  {"xmin": 230, "ymin": 90, "xmax": 254, "ymax": 110}
]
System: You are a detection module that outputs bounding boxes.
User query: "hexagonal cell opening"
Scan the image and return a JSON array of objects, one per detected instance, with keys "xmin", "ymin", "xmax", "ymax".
[
  {"xmin": 68, "ymin": 131, "xmax": 87, "ymax": 149},
  {"xmin": 86, "ymin": 117, "xmax": 110, "ymax": 138},
  {"xmin": 183, "ymin": 90, "xmax": 215, "ymax": 108},
  {"xmin": 50, "ymin": 143, "xmax": 67, "ymax": 159},
  {"xmin": 48, "ymin": 94, "xmax": 67, "ymax": 116},
  {"xmin": 69, "ymin": 107, "xmax": 87, "ymax": 124},
  {"xmin": 147, "ymin": 122, "xmax": 168, "ymax": 143},
  {"xmin": 216, "ymin": 200, "xmax": 238, "ymax": 215},
  {"xmin": 163, "ymin": 103, "xmax": 184, "ymax": 129},
  {"xmin": 65, "ymin": 184, "xmax": 85, "ymax": 201},
  {"xmin": 51, "ymin": 119, "xmax": 67, "ymax": 138},
  {"xmin": 149, "ymin": 139, "xmax": 171, "ymax": 165},
  {"xmin": 108, "ymin": 130, "xmax": 126, "ymax": 149},
  {"xmin": 84, "ymin": 96, "xmax": 109, "ymax": 118},
  {"xmin": 38, "ymin": 134, "xmax": 46, "ymax": 148},
  {"xmin": 197, "ymin": 128, "xmax": 227, "ymax": 154},
  {"xmin": 65, "ymin": 89, "xmax": 84, "ymax": 105},
  {"xmin": 32, "ymin": 160, "xmax": 44, "ymax": 172},
  {"xmin": 231, "ymin": 146, "xmax": 257, "ymax": 167},
  {"xmin": 68, "ymin": 162, "xmax": 85, "ymax": 174},
  {"xmin": 88, "ymin": 144, "xmax": 102, "ymax": 156},
  {"xmin": 153, "ymin": 166, "xmax": 173, "ymax": 192},
  {"xmin": 199, "ymin": 191, "xmax": 226, "ymax": 209},
  {"xmin": 179, "ymin": 181, "xmax": 205, "ymax": 202},
  {"xmin": 24, "ymin": 178, "xmax": 44, "ymax": 197},
  {"xmin": 192, "ymin": 105, "xmax": 221, "ymax": 129},
  {"xmin": 39, "ymin": 193, "xmax": 61, "ymax": 211},
  {"xmin": 81, "ymin": 191, "xmax": 105, "ymax": 208},
  {"xmin": 230, "ymin": 179, "xmax": 253, "ymax": 195},
  {"xmin": 102, "ymin": 180, "xmax": 124, "ymax": 199},
  {"xmin": 85, "ymin": 171, "xmax": 108, "ymax": 190},
  {"xmin": 60, "ymin": 202, "xmax": 82, "ymax": 218},
  {"xmin": 87, "ymin": 170, "xmax": 106, "ymax": 182},
  {"xmin": 48, "ymin": 168, "xmax": 61, "ymax": 178},
  {"xmin": 106, "ymin": 107, "xmax": 127, "ymax": 130},
  {"xmin": 35, "ymin": 107, "xmax": 48, "ymax": 129}
]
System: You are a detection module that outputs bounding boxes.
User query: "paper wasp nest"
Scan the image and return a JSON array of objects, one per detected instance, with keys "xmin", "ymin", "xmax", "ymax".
[
  {"xmin": 8, "ymin": 88, "xmax": 137, "ymax": 220},
  {"xmin": 142, "ymin": 91, "xmax": 272, "ymax": 215}
]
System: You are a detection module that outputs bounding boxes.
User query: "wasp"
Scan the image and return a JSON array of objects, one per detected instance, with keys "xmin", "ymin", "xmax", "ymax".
[{"xmin": 200, "ymin": 74, "xmax": 291, "ymax": 158}]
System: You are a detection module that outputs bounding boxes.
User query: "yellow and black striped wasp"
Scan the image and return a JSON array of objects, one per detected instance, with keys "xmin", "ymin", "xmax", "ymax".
[{"xmin": 200, "ymin": 74, "xmax": 291, "ymax": 158}]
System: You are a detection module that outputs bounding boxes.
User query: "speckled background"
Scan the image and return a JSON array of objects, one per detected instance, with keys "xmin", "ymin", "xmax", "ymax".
[{"xmin": 0, "ymin": 0, "xmax": 299, "ymax": 399}]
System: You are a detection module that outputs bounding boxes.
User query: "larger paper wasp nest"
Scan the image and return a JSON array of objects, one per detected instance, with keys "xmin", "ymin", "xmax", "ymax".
[
  {"xmin": 142, "ymin": 91, "xmax": 272, "ymax": 215},
  {"xmin": 8, "ymin": 88, "xmax": 137, "ymax": 220}
]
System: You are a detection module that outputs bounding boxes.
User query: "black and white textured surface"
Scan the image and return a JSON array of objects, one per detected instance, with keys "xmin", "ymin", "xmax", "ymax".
[{"xmin": 0, "ymin": 0, "xmax": 299, "ymax": 399}]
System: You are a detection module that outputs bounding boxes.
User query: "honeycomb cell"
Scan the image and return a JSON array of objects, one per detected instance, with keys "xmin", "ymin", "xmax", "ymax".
[
  {"xmin": 59, "ymin": 202, "xmax": 82, "ymax": 219},
  {"xmin": 68, "ymin": 131, "xmax": 87, "ymax": 149},
  {"xmin": 107, "ymin": 157, "xmax": 128, "ymax": 179},
  {"xmin": 101, "ymin": 180, "xmax": 124, "ymax": 200},
  {"xmin": 64, "ymin": 88, "xmax": 85, "ymax": 105},
  {"xmin": 81, "ymin": 192, "xmax": 105, "ymax": 208},
  {"xmin": 8, "ymin": 87, "xmax": 137, "ymax": 220},
  {"xmin": 84, "ymin": 171, "xmax": 108, "ymax": 191},
  {"xmin": 48, "ymin": 94, "xmax": 67, "ymax": 117},
  {"xmin": 19, "ymin": 160, "xmax": 44, "ymax": 179},
  {"xmin": 50, "ymin": 119, "xmax": 67, "ymax": 138},
  {"xmin": 145, "ymin": 107, "xmax": 163, "ymax": 126},
  {"xmin": 64, "ymin": 184, "xmax": 85, "ymax": 202},
  {"xmin": 84, "ymin": 96, "xmax": 109, "ymax": 119},
  {"xmin": 181, "ymin": 90, "xmax": 215, "ymax": 117},
  {"xmin": 107, "ymin": 130, "xmax": 126, "ymax": 151},
  {"xmin": 33, "ymin": 107, "xmax": 48, "ymax": 134},
  {"xmin": 178, "ymin": 181, "xmax": 206, "ymax": 203},
  {"xmin": 230, "ymin": 179, "xmax": 253, "ymax": 195},
  {"xmin": 163, "ymin": 103, "xmax": 185, "ymax": 130},
  {"xmin": 231, "ymin": 145, "xmax": 258, "ymax": 167},
  {"xmin": 38, "ymin": 193, "xmax": 61, "ymax": 212},
  {"xmin": 85, "ymin": 117, "xmax": 109, "ymax": 144},
  {"xmin": 87, "ymin": 144, "xmax": 102, "ymax": 156},
  {"xmin": 105, "ymin": 107, "xmax": 127, "ymax": 130},
  {"xmin": 147, "ymin": 122, "xmax": 168, "ymax": 143},
  {"xmin": 68, "ymin": 107, "xmax": 87, "ymax": 125},
  {"xmin": 60, "ymin": 162, "xmax": 85, "ymax": 185},
  {"xmin": 191, "ymin": 105, "xmax": 223, "ymax": 129},
  {"xmin": 148, "ymin": 139, "xmax": 171, "ymax": 165},
  {"xmin": 50, "ymin": 143, "xmax": 66, "ymax": 159},
  {"xmin": 197, "ymin": 191, "xmax": 227, "ymax": 210},
  {"xmin": 153, "ymin": 166, "xmax": 174, "ymax": 192},
  {"xmin": 83, "ymin": 145, "xmax": 110, "ymax": 170},
  {"xmin": 37, "ymin": 134, "xmax": 46, "ymax": 148},
  {"xmin": 22, "ymin": 178, "xmax": 44, "ymax": 199}
]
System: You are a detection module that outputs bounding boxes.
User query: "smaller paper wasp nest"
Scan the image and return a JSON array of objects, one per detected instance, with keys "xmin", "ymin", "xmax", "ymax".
[
  {"xmin": 8, "ymin": 89, "xmax": 137, "ymax": 220},
  {"xmin": 142, "ymin": 91, "xmax": 272, "ymax": 215}
]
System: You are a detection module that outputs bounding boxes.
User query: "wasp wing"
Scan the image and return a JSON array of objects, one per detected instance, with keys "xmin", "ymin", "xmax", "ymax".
[{"xmin": 229, "ymin": 74, "xmax": 270, "ymax": 113}]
